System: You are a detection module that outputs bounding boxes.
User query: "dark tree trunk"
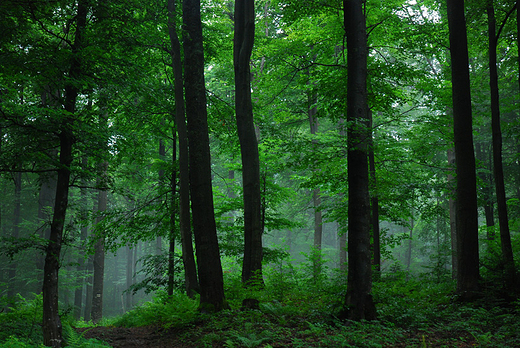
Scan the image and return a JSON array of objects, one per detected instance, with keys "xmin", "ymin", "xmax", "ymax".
[
  {"xmin": 8, "ymin": 170, "xmax": 21, "ymax": 299},
  {"xmin": 368, "ymin": 110, "xmax": 380, "ymax": 277},
  {"xmin": 168, "ymin": 130, "xmax": 177, "ymax": 296},
  {"xmin": 183, "ymin": 0, "xmax": 227, "ymax": 311},
  {"xmin": 234, "ymin": 0, "xmax": 264, "ymax": 286},
  {"xmin": 125, "ymin": 245, "xmax": 133, "ymax": 311},
  {"xmin": 487, "ymin": 3, "xmax": 516, "ymax": 288},
  {"xmin": 475, "ymin": 143, "xmax": 495, "ymax": 242},
  {"xmin": 74, "ymin": 163, "xmax": 88, "ymax": 320},
  {"xmin": 83, "ymin": 254, "xmax": 93, "ymax": 321},
  {"xmin": 308, "ymin": 88, "xmax": 323, "ymax": 278},
  {"xmin": 91, "ymin": 187, "xmax": 106, "ymax": 323},
  {"xmin": 42, "ymin": 0, "xmax": 86, "ymax": 344},
  {"xmin": 167, "ymin": 0, "xmax": 199, "ymax": 297},
  {"xmin": 341, "ymin": 0, "xmax": 376, "ymax": 321},
  {"xmin": 338, "ymin": 121, "xmax": 347, "ymax": 272},
  {"xmin": 43, "ymin": 133, "xmax": 72, "ymax": 348},
  {"xmin": 157, "ymin": 139, "xmax": 166, "ymax": 255},
  {"xmin": 447, "ymin": 148, "xmax": 458, "ymax": 279},
  {"xmin": 446, "ymin": 0, "xmax": 480, "ymax": 297}
]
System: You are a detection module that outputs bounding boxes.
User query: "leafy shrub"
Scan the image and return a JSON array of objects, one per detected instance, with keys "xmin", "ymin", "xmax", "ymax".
[{"xmin": 112, "ymin": 290, "xmax": 198, "ymax": 328}]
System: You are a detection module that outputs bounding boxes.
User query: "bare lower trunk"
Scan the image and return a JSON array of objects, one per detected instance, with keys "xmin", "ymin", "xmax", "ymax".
[
  {"xmin": 183, "ymin": 0, "xmax": 226, "ymax": 310},
  {"xmin": 91, "ymin": 187, "xmax": 107, "ymax": 323},
  {"xmin": 448, "ymin": 148, "xmax": 457, "ymax": 279},
  {"xmin": 447, "ymin": 0, "xmax": 480, "ymax": 296},
  {"xmin": 487, "ymin": 3, "xmax": 516, "ymax": 288},
  {"xmin": 342, "ymin": 0, "xmax": 376, "ymax": 321},
  {"xmin": 234, "ymin": 0, "xmax": 264, "ymax": 286}
]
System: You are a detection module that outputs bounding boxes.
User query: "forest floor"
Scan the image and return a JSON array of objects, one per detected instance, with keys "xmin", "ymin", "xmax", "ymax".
[
  {"xmin": 77, "ymin": 321, "xmax": 482, "ymax": 348},
  {"xmin": 71, "ymin": 273, "xmax": 520, "ymax": 348},
  {"xmin": 3, "ymin": 270, "xmax": 519, "ymax": 347}
]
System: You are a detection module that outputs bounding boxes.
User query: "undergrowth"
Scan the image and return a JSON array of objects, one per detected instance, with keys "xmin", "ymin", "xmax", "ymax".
[{"xmin": 2, "ymin": 261, "xmax": 520, "ymax": 347}]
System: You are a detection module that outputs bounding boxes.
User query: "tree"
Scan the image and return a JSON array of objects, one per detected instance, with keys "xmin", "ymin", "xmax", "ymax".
[
  {"xmin": 41, "ymin": 0, "xmax": 87, "ymax": 345},
  {"xmin": 183, "ymin": 0, "xmax": 227, "ymax": 311},
  {"xmin": 167, "ymin": 0, "xmax": 199, "ymax": 297},
  {"xmin": 446, "ymin": 0, "xmax": 480, "ymax": 297},
  {"xmin": 234, "ymin": 0, "xmax": 264, "ymax": 285},
  {"xmin": 341, "ymin": 0, "xmax": 376, "ymax": 321},
  {"xmin": 486, "ymin": 1, "xmax": 516, "ymax": 289}
]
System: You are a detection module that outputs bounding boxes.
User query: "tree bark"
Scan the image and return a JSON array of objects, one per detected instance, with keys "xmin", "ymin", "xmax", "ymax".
[
  {"xmin": 42, "ymin": 0, "xmax": 86, "ymax": 344},
  {"xmin": 234, "ymin": 0, "xmax": 264, "ymax": 286},
  {"xmin": 446, "ymin": 0, "xmax": 480, "ymax": 297},
  {"xmin": 368, "ymin": 110, "xmax": 380, "ymax": 277},
  {"xmin": 167, "ymin": 0, "xmax": 199, "ymax": 297},
  {"xmin": 487, "ymin": 3, "xmax": 516, "ymax": 289},
  {"xmin": 125, "ymin": 245, "xmax": 133, "ymax": 311},
  {"xmin": 447, "ymin": 148, "xmax": 458, "ymax": 279},
  {"xmin": 8, "ymin": 170, "xmax": 21, "ymax": 299},
  {"xmin": 91, "ymin": 186, "xmax": 107, "ymax": 323},
  {"xmin": 183, "ymin": 0, "xmax": 227, "ymax": 311},
  {"xmin": 341, "ymin": 0, "xmax": 376, "ymax": 321},
  {"xmin": 73, "ymin": 169, "xmax": 88, "ymax": 320},
  {"xmin": 308, "ymin": 85, "xmax": 323, "ymax": 278}
]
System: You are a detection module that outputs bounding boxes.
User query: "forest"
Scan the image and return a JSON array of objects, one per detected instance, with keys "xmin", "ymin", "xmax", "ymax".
[{"xmin": 1, "ymin": 0, "xmax": 520, "ymax": 346}]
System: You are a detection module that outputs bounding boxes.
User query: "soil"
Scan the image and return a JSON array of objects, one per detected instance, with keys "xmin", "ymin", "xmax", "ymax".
[
  {"xmin": 77, "ymin": 325, "xmax": 479, "ymax": 348},
  {"xmin": 76, "ymin": 325, "xmax": 196, "ymax": 348}
]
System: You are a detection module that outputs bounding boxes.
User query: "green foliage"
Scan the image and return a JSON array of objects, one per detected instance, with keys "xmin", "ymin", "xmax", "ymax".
[
  {"xmin": 0, "ymin": 294, "xmax": 43, "ymax": 345},
  {"xmin": 112, "ymin": 291, "xmax": 198, "ymax": 328}
]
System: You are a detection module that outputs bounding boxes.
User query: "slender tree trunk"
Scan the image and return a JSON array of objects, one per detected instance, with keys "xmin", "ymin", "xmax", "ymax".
[
  {"xmin": 368, "ymin": 110, "xmax": 380, "ymax": 277},
  {"xmin": 157, "ymin": 140, "xmax": 166, "ymax": 255},
  {"xmin": 487, "ymin": 3, "xmax": 516, "ymax": 288},
  {"xmin": 83, "ymin": 254, "xmax": 93, "ymax": 321},
  {"xmin": 234, "ymin": 0, "xmax": 264, "ymax": 286},
  {"xmin": 475, "ymin": 143, "xmax": 495, "ymax": 242},
  {"xmin": 168, "ymin": 130, "xmax": 177, "ymax": 296},
  {"xmin": 446, "ymin": 0, "xmax": 480, "ymax": 297},
  {"xmin": 91, "ymin": 185, "xmax": 107, "ymax": 323},
  {"xmin": 125, "ymin": 245, "xmax": 133, "ymax": 311},
  {"xmin": 168, "ymin": 0, "xmax": 199, "ymax": 297},
  {"xmin": 338, "ymin": 121, "xmax": 347, "ymax": 272},
  {"xmin": 8, "ymin": 170, "xmax": 21, "ymax": 298},
  {"xmin": 308, "ymin": 86, "xmax": 323, "ymax": 278},
  {"xmin": 183, "ymin": 0, "xmax": 227, "ymax": 311},
  {"xmin": 73, "ymin": 174, "xmax": 88, "ymax": 320},
  {"xmin": 447, "ymin": 148, "xmax": 458, "ymax": 279},
  {"xmin": 341, "ymin": 0, "xmax": 376, "ymax": 321},
  {"xmin": 406, "ymin": 216, "xmax": 414, "ymax": 272},
  {"xmin": 42, "ymin": 1, "xmax": 86, "ymax": 344}
]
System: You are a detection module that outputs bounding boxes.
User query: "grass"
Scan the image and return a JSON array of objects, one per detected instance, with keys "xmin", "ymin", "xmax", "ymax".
[{"xmin": 2, "ymin": 263, "xmax": 520, "ymax": 347}]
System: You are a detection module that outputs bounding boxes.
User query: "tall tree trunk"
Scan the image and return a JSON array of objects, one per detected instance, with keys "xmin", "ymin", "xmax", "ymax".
[
  {"xmin": 73, "ymin": 162, "xmax": 88, "ymax": 320},
  {"xmin": 183, "ymin": 0, "xmax": 227, "ymax": 311},
  {"xmin": 167, "ymin": 0, "xmax": 199, "ymax": 297},
  {"xmin": 341, "ymin": 0, "xmax": 376, "ymax": 321},
  {"xmin": 308, "ymin": 86, "xmax": 323, "ymax": 279},
  {"xmin": 91, "ymin": 185, "xmax": 107, "ymax": 323},
  {"xmin": 487, "ymin": 3, "xmax": 516, "ymax": 288},
  {"xmin": 446, "ymin": 0, "xmax": 480, "ymax": 297},
  {"xmin": 157, "ymin": 139, "xmax": 166, "ymax": 255},
  {"xmin": 475, "ymin": 143, "xmax": 495, "ymax": 242},
  {"xmin": 234, "ymin": 0, "xmax": 264, "ymax": 286},
  {"xmin": 368, "ymin": 110, "xmax": 380, "ymax": 277},
  {"xmin": 447, "ymin": 148, "xmax": 457, "ymax": 279},
  {"xmin": 8, "ymin": 170, "xmax": 21, "ymax": 299},
  {"xmin": 125, "ymin": 245, "xmax": 133, "ymax": 311},
  {"xmin": 83, "ymin": 254, "xmax": 93, "ymax": 321},
  {"xmin": 42, "ymin": 0, "xmax": 86, "ymax": 344},
  {"xmin": 168, "ymin": 130, "xmax": 177, "ymax": 296}
]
